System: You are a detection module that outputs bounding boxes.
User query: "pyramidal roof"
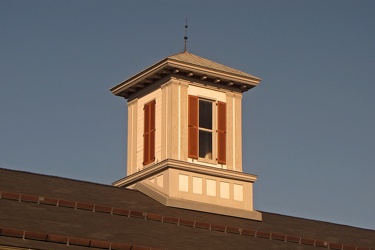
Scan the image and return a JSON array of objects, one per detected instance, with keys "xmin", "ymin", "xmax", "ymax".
[
  {"xmin": 167, "ymin": 51, "xmax": 259, "ymax": 79},
  {"xmin": 111, "ymin": 51, "xmax": 261, "ymax": 98}
]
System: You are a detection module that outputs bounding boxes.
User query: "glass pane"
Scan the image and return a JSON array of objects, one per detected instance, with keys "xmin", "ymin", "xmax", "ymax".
[
  {"xmin": 199, "ymin": 100, "xmax": 212, "ymax": 129},
  {"xmin": 199, "ymin": 130, "xmax": 212, "ymax": 159}
]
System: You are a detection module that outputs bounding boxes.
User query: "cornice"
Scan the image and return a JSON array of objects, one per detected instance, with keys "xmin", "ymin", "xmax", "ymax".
[
  {"xmin": 110, "ymin": 54, "xmax": 261, "ymax": 99},
  {"xmin": 112, "ymin": 159, "xmax": 258, "ymax": 188}
]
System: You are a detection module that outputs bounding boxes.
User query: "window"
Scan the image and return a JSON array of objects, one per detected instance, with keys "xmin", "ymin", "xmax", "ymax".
[
  {"xmin": 143, "ymin": 100, "xmax": 155, "ymax": 165},
  {"xmin": 188, "ymin": 95, "xmax": 226, "ymax": 164},
  {"xmin": 199, "ymin": 99, "xmax": 213, "ymax": 159}
]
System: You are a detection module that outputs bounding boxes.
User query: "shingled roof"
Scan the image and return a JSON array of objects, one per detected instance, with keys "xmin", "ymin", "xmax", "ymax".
[
  {"xmin": 1, "ymin": 168, "xmax": 374, "ymax": 250},
  {"xmin": 167, "ymin": 52, "xmax": 258, "ymax": 79}
]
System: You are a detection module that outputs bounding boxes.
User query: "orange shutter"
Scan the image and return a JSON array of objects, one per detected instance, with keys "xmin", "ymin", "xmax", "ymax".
[
  {"xmin": 143, "ymin": 100, "xmax": 155, "ymax": 165},
  {"xmin": 188, "ymin": 95, "xmax": 198, "ymax": 159},
  {"xmin": 149, "ymin": 100, "xmax": 155, "ymax": 163},
  {"xmin": 217, "ymin": 101, "xmax": 226, "ymax": 164}
]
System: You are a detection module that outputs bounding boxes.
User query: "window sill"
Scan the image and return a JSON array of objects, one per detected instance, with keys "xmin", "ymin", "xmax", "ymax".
[{"xmin": 198, "ymin": 157, "xmax": 216, "ymax": 165}]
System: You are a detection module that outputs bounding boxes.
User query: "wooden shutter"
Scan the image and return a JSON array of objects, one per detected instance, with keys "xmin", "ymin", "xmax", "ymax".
[
  {"xmin": 217, "ymin": 101, "xmax": 226, "ymax": 164},
  {"xmin": 188, "ymin": 95, "xmax": 198, "ymax": 159},
  {"xmin": 143, "ymin": 100, "xmax": 155, "ymax": 165}
]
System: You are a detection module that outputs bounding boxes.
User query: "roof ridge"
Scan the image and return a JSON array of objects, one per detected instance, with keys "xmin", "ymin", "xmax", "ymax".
[{"xmin": 1, "ymin": 190, "xmax": 371, "ymax": 250}]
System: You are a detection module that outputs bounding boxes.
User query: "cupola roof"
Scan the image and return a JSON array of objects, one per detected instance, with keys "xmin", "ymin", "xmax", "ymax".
[{"xmin": 110, "ymin": 51, "xmax": 261, "ymax": 99}]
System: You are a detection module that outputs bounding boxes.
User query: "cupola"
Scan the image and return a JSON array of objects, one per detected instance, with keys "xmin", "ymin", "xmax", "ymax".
[{"xmin": 111, "ymin": 51, "xmax": 262, "ymax": 220}]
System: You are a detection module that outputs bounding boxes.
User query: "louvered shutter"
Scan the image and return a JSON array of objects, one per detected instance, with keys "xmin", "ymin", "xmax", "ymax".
[
  {"xmin": 217, "ymin": 101, "xmax": 226, "ymax": 164},
  {"xmin": 143, "ymin": 100, "xmax": 155, "ymax": 165},
  {"xmin": 149, "ymin": 100, "xmax": 155, "ymax": 163},
  {"xmin": 188, "ymin": 95, "xmax": 199, "ymax": 159}
]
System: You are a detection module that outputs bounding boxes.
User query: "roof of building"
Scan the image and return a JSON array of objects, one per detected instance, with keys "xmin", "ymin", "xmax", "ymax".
[
  {"xmin": 1, "ymin": 168, "xmax": 374, "ymax": 250},
  {"xmin": 167, "ymin": 52, "xmax": 258, "ymax": 79},
  {"xmin": 110, "ymin": 51, "xmax": 261, "ymax": 99}
]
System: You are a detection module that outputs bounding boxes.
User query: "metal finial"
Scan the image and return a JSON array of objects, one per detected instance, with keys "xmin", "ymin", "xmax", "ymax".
[{"xmin": 184, "ymin": 17, "xmax": 188, "ymax": 52}]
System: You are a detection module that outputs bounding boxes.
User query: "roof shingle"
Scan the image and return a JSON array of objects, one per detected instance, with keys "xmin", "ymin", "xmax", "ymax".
[
  {"xmin": 168, "ymin": 51, "xmax": 259, "ymax": 79},
  {"xmin": 1, "ymin": 168, "xmax": 374, "ymax": 250}
]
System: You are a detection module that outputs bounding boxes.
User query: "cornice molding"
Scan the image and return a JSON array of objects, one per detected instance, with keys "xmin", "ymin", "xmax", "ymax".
[
  {"xmin": 112, "ymin": 159, "xmax": 258, "ymax": 187},
  {"xmin": 110, "ymin": 53, "xmax": 261, "ymax": 99}
]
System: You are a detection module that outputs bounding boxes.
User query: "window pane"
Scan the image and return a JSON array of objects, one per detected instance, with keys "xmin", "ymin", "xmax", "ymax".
[
  {"xmin": 199, "ymin": 100, "xmax": 212, "ymax": 129},
  {"xmin": 199, "ymin": 130, "xmax": 212, "ymax": 159}
]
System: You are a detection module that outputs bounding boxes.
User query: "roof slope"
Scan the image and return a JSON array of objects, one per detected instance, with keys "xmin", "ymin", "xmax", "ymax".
[
  {"xmin": 167, "ymin": 52, "xmax": 259, "ymax": 79},
  {"xmin": 1, "ymin": 168, "xmax": 374, "ymax": 250}
]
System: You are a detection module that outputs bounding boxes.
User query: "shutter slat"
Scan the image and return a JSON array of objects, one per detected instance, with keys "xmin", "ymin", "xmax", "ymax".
[{"xmin": 188, "ymin": 95, "xmax": 199, "ymax": 159}]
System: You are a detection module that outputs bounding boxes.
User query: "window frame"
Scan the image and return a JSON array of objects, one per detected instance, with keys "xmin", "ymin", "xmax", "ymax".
[
  {"xmin": 198, "ymin": 98, "xmax": 215, "ymax": 163},
  {"xmin": 188, "ymin": 95, "xmax": 226, "ymax": 165}
]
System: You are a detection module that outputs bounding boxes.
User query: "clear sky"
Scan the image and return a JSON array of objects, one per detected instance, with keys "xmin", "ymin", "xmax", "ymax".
[{"xmin": 1, "ymin": 1, "xmax": 374, "ymax": 230}]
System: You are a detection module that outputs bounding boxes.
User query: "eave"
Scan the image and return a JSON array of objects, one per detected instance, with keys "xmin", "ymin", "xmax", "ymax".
[{"xmin": 110, "ymin": 54, "xmax": 262, "ymax": 99}]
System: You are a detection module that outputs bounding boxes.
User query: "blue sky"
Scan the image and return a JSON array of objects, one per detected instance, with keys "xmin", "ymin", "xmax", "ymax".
[{"xmin": 1, "ymin": 1, "xmax": 375, "ymax": 230}]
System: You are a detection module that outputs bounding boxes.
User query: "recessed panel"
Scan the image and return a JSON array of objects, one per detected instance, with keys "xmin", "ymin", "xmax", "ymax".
[
  {"xmin": 179, "ymin": 174, "xmax": 189, "ymax": 192},
  {"xmin": 233, "ymin": 184, "xmax": 243, "ymax": 201},
  {"xmin": 193, "ymin": 177, "xmax": 203, "ymax": 194},
  {"xmin": 220, "ymin": 182, "xmax": 230, "ymax": 199},
  {"xmin": 206, "ymin": 179, "xmax": 216, "ymax": 197}
]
